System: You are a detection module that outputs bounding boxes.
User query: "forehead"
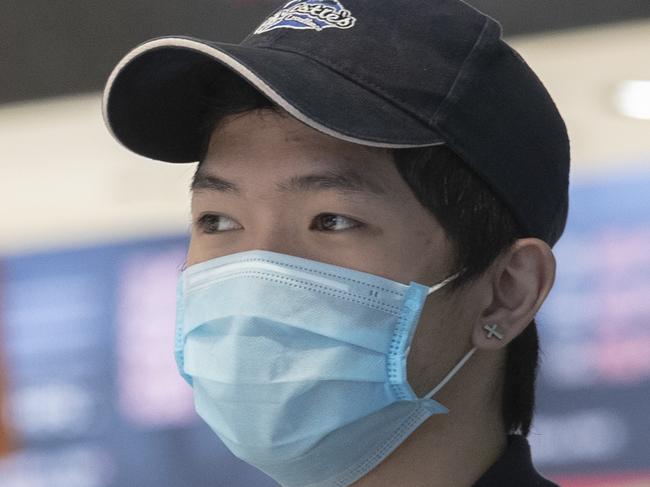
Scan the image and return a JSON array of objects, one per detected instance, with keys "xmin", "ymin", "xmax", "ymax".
[
  {"xmin": 205, "ymin": 109, "xmax": 387, "ymax": 160},
  {"xmin": 197, "ymin": 109, "xmax": 403, "ymax": 198}
]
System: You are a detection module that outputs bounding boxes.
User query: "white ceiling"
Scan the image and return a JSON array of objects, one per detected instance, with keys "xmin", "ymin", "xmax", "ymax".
[{"xmin": 1, "ymin": 19, "xmax": 649, "ymax": 255}]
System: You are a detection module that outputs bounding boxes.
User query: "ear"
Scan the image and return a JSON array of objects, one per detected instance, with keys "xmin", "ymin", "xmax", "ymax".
[{"xmin": 472, "ymin": 238, "xmax": 556, "ymax": 350}]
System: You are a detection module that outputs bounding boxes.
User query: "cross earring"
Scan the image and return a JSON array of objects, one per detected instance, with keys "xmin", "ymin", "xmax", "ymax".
[{"xmin": 483, "ymin": 324, "xmax": 503, "ymax": 340}]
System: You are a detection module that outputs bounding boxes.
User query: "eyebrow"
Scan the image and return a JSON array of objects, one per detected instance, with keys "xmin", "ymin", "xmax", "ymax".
[{"xmin": 191, "ymin": 167, "xmax": 389, "ymax": 197}]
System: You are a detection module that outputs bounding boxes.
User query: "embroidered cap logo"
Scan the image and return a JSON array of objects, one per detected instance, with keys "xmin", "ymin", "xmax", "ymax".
[{"xmin": 254, "ymin": 0, "xmax": 357, "ymax": 34}]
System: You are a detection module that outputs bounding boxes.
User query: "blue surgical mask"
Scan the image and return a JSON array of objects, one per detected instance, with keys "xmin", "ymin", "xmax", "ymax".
[{"xmin": 175, "ymin": 249, "xmax": 477, "ymax": 487}]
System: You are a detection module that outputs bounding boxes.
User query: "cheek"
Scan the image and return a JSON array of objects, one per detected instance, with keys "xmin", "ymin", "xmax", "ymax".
[
  {"xmin": 406, "ymin": 298, "xmax": 450, "ymax": 396},
  {"xmin": 386, "ymin": 218, "xmax": 455, "ymax": 285},
  {"xmin": 185, "ymin": 233, "xmax": 213, "ymax": 267},
  {"xmin": 405, "ymin": 294, "xmax": 474, "ymax": 397}
]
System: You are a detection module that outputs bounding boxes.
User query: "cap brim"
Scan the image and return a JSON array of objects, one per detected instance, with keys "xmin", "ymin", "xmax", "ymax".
[{"xmin": 102, "ymin": 36, "xmax": 444, "ymax": 162}]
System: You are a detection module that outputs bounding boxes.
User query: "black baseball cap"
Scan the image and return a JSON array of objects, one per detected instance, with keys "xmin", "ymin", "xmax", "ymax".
[{"xmin": 102, "ymin": 0, "xmax": 570, "ymax": 245}]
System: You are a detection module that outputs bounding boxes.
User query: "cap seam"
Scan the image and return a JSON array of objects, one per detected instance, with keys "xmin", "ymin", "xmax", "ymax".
[
  {"xmin": 421, "ymin": 18, "xmax": 539, "ymax": 238},
  {"xmin": 429, "ymin": 16, "xmax": 492, "ymax": 126},
  {"xmin": 427, "ymin": 20, "xmax": 567, "ymax": 242}
]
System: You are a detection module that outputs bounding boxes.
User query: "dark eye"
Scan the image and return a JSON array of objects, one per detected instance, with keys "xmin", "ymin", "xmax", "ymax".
[
  {"xmin": 196, "ymin": 214, "xmax": 242, "ymax": 234},
  {"xmin": 310, "ymin": 214, "xmax": 362, "ymax": 232}
]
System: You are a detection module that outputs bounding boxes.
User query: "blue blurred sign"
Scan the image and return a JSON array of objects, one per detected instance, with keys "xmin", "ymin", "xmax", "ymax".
[{"xmin": 532, "ymin": 166, "xmax": 650, "ymax": 484}]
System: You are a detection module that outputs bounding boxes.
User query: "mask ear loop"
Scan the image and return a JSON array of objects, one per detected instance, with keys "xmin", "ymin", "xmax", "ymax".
[
  {"xmin": 426, "ymin": 270, "xmax": 463, "ymax": 296},
  {"xmin": 421, "ymin": 268, "xmax": 477, "ymax": 400},
  {"xmin": 423, "ymin": 347, "xmax": 477, "ymax": 400}
]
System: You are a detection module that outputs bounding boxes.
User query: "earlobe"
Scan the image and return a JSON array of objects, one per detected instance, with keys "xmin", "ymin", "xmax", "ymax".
[
  {"xmin": 474, "ymin": 322, "xmax": 510, "ymax": 351},
  {"xmin": 472, "ymin": 238, "xmax": 556, "ymax": 350}
]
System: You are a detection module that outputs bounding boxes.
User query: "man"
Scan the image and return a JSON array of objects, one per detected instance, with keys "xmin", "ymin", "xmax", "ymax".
[{"xmin": 102, "ymin": 1, "xmax": 570, "ymax": 486}]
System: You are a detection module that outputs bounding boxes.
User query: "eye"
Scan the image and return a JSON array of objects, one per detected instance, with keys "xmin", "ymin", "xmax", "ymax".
[
  {"xmin": 196, "ymin": 214, "xmax": 243, "ymax": 234},
  {"xmin": 310, "ymin": 213, "xmax": 363, "ymax": 232}
]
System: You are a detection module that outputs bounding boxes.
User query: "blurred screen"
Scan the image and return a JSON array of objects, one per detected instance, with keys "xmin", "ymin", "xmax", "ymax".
[
  {"xmin": 0, "ymin": 166, "xmax": 648, "ymax": 487},
  {"xmin": 531, "ymin": 165, "xmax": 650, "ymax": 486}
]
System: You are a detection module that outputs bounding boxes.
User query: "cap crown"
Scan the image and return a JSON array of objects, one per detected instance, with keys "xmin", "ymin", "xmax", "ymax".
[{"xmin": 242, "ymin": 0, "xmax": 570, "ymax": 244}]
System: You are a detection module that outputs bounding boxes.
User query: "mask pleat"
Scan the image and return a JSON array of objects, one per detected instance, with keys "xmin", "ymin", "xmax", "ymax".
[
  {"xmin": 193, "ymin": 377, "xmax": 393, "ymax": 460},
  {"xmin": 184, "ymin": 318, "xmax": 387, "ymax": 384},
  {"xmin": 183, "ymin": 274, "xmax": 404, "ymax": 354}
]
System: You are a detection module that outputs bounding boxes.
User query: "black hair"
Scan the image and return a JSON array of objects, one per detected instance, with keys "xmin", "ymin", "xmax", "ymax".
[{"xmin": 195, "ymin": 72, "xmax": 547, "ymax": 437}]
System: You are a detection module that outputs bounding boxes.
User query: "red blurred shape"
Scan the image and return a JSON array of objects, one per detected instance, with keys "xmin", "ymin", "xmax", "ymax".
[{"xmin": 554, "ymin": 471, "xmax": 650, "ymax": 487}]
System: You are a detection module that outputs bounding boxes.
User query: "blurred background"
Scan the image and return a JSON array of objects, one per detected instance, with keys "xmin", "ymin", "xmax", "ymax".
[{"xmin": 1, "ymin": 1, "xmax": 649, "ymax": 486}]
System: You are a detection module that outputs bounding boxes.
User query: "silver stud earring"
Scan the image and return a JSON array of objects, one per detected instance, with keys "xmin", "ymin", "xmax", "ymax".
[{"xmin": 483, "ymin": 324, "xmax": 504, "ymax": 340}]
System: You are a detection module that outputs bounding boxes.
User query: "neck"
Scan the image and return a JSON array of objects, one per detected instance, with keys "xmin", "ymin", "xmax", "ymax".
[{"xmin": 351, "ymin": 352, "xmax": 507, "ymax": 487}]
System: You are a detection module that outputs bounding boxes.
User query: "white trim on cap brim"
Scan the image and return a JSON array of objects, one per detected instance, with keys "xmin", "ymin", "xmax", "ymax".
[{"xmin": 102, "ymin": 37, "xmax": 444, "ymax": 156}]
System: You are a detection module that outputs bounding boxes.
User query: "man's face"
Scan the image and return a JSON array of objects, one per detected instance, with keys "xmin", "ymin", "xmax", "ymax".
[{"xmin": 187, "ymin": 108, "xmax": 479, "ymax": 397}]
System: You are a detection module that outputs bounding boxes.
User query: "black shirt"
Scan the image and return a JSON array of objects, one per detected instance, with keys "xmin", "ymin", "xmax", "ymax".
[{"xmin": 472, "ymin": 435, "xmax": 560, "ymax": 487}]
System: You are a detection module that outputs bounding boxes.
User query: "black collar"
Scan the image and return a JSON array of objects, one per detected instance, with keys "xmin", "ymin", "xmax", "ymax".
[{"xmin": 472, "ymin": 435, "xmax": 559, "ymax": 487}]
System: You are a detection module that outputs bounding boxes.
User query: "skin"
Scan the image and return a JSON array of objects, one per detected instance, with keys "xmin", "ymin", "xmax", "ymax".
[{"xmin": 186, "ymin": 108, "xmax": 556, "ymax": 487}]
